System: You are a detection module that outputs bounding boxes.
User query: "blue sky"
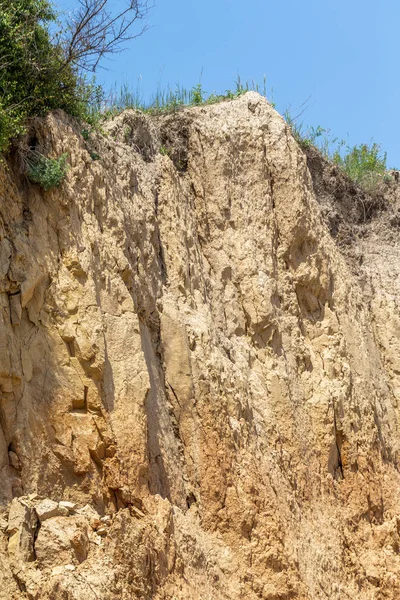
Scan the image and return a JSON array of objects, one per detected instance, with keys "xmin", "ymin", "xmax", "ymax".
[{"xmin": 60, "ymin": 0, "xmax": 399, "ymax": 167}]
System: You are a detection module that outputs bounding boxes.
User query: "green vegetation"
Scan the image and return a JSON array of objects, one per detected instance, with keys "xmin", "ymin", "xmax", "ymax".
[
  {"xmin": 285, "ymin": 110, "xmax": 390, "ymax": 193},
  {"xmin": 332, "ymin": 142, "xmax": 388, "ymax": 192},
  {"xmin": 0, "ymin": 0, "xmax": 91, "ymax": 153},
  {"xmin": 0, "ymin": 2, "xmax": 270, "ymax": 158},
  {"xmin": 0, "ymin": 0, "xmax": 147, "ymax": 155},
  {"xmin": 26, "ymin": 152, "xmax": 68, "ymax": 189},
  {"xmin": 99, "ymin": 76, "xmax": 271, "ymax": 119},
  {"xmin": 81, "ymin": 129, "xmax": 91, "ymax": 141},
  {"xmin": 101, "ymin": 77, "xmax": 273, "ymax": 166},
  {"xmin": 0, "ymin": 0, "xmax": 391, "ymax": 195}
]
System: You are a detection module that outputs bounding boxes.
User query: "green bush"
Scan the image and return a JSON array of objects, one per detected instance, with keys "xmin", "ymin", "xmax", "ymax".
[
  {"xmin": 0, "ymin": 0, "xmax": 98, "ymax": 153},
  {"xmin": 26, "ymin": 152, "xmax": 68, "ymax": 189}
]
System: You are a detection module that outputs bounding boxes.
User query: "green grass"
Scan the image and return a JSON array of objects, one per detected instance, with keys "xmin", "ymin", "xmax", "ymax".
[
  {"xmin": 284, "ymin": 107, "xmax": 390, "ymax": 193},
  {"xmin": 332, "ymin": 142, "xmax": 388, "ymax": 193},
  {"xmin": 87, "ymin": 76, "xmax": 273, "ymax": 122}
]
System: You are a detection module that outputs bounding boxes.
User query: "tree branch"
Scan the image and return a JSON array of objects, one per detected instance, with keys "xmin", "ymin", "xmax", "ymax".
[{"xmin": 59, "ymin": 0, "xmax": 151, "ymax": 72}]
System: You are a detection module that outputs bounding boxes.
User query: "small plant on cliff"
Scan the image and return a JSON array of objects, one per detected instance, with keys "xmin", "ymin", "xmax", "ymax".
[
  {"xmin": 332, "ymin": 142, "xmax": 387, "ymax": 193},
  {"xmin": 191, "ymin": 83, "xmax": 204, "ymax": 105},
  {"xmin": 159, "ymin": 145, "xmax": 170, "ymax": 156},
  {"xmin": 285, "ymin": 107, "xmax": 389, "ymax": 193},
  {"xmin": 26, "ymin": 152, "xmax": 69, "ymax": 190}
]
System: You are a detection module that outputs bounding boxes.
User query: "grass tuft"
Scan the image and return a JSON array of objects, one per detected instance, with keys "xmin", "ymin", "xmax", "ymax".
[
  {"xmin": 332, "ymin": 143, "xmax": 388, "ymax": 193},
  {"xmin": 284, "ymin": 107, "xmax": 390, "ymax": 194}
]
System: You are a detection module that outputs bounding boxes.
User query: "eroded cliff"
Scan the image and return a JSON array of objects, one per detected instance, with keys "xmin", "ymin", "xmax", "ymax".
[{"xmin": 1, "ymin": 92, "xmax": 400, "ymax": 599}]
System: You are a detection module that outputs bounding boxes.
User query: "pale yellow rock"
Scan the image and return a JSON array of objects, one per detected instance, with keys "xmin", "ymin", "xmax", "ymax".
[
  {"xmin": 35, "ymin": 516, "xmax": 89, "ymax": 569},
  {"xmin": 0, "ymin": 94, "xmax": 400, "ymax": 598},
  {"xmin": 59, "ymin": 501, "xmax": 77, "ymax": 514},
  {"xmin": 35, "ymin": 499, "xmax": 60, "ymax": 522},
  {"xmin": 58, "ymin": 506, "xmax": 69, "ymax": 517},
  {"xmin": 6, "ymin": 498, "xmax": 37, "ymax": 564}
]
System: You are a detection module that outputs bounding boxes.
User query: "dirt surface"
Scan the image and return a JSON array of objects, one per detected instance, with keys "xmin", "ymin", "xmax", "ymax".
[{"xmin": 0, "ymin": 93, "xmax": 400, "ymax": 599}]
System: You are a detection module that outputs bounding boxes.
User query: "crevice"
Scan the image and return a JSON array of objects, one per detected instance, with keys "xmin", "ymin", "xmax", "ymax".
[
  {"xmin": 8, "ymin": 290, "xmax": 21, "ymax": 326},
  {"xmin": 32, "ymin": 514, "xmax": 41, "ymax": 562},
  {"xmin": 89, "ymin": 449, "xmax": 104, "ymax": 470},
  {"xmin": 167, "ymin": 381, "xmax": 181, "ymax": 408},
  {"xmin": 186, "ymin": 492, "xmax": 197, "ymax": 508},
  {"xmin": 70, "ymin": 386, "xmax": 89, "ymax": 413},
  {"xmin": 67, "ymin": 340, "xmax": 75, "ymax": 357},
  {"xmin": 15, "ymin": 577, "xmax": 27, "ymax": 594},
  {"xmin": 333, "ymin": 410, "xmax": 344, "ymax": 480},
  {"xmin": 83, "ymin": 386, "xmax": 88, "ymax": 411}
]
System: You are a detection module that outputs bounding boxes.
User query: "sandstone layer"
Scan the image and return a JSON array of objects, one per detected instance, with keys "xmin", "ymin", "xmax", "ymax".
[{"xmin": 0, "ymin": 92, "xmax": 400, "ymax": 599}]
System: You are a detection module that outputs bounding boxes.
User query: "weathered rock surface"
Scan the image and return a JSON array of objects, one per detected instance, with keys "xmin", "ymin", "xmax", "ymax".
[
  {"xmin": 35, "ymin": 499, "xmax": 60, "ymax": 522},
  {"xmin": 0, "ymin": 92, "xmax": 400, "ymax": 598}
]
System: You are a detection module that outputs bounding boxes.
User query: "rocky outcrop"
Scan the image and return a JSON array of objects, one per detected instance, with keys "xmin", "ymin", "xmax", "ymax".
[{"xmin": 1, "ymin": 92, "xmax": 400, "ymax": 598}]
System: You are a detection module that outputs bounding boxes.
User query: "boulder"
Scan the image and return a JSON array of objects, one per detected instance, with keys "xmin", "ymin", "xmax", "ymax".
[
  {"xmin": 35, "ymin": 516, "xmax": 90, "ymax": 569},
  {"xmin": 35, "ymin": 499, "xmax": 60, "ymax": 523}
]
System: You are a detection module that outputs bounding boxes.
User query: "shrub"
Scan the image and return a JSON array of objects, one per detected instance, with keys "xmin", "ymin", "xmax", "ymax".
[
  {"xmin": 0, "ymin": 0, "xmax": 148, "ymax": 153},
  {"xmin": 0, "ymin": 0, "xmax": 82, "ymax": 152},
  {"xmin": 26, "ymin": 152, "xmax": 69, "ymax": 190}
]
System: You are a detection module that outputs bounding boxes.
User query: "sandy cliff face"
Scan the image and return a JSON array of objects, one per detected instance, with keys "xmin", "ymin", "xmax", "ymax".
[{"xmin": 1, "ymin": 92, "xmax": 400, "ymax": 599}]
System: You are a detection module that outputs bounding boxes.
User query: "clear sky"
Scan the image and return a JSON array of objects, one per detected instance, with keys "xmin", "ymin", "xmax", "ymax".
[{"xmin": 59, "ymin": 0, "xmax": 400, "ymax": 167}]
